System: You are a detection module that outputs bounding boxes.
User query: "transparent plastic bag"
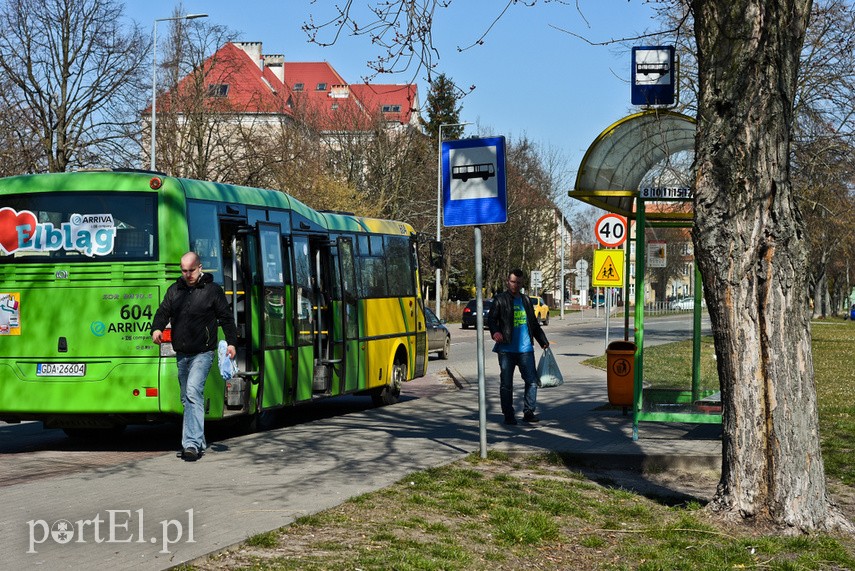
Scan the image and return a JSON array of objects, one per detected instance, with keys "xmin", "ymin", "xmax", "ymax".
[
  {"xmin": 217, "ymin": 340, "xmax": 238, "ymax": 380},
  {"xmin": 536, "ymin": 347, "xmax": 564, "ymax": 388}
]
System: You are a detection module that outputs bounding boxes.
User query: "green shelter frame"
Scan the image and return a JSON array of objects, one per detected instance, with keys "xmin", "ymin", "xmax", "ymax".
[{"xmin": 570, "ymin": 110, "xmax": 721, "ymax": 440}]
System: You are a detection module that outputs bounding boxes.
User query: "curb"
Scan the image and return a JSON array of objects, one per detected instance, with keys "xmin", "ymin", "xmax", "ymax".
[
  {"xmin": 445, "ymin": 367, "xmax": 471, "ymax": 389},
  {"xmin": 557, "ymin": 452, "xmax": 721, "ymax": 472}
]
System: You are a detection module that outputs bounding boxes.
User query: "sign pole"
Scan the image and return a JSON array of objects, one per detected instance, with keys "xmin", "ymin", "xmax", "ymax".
[
  {"xmin": 605, "ymin": 287, "xmax": 611, "ymax": 352},
  {"xmin": 474, "ymin": 226, "xmax": 487, "ymax": 458},
  {"xmin": 441, "ymin": 135, "xmax": 507, "ymax": 459}
]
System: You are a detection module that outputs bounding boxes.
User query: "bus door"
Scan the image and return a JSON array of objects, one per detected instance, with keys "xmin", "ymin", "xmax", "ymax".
[
  {"xmin": 291, "ymin": 235, "xmax": 336, "ymax": 401},
  {"xmin": 254, "ymin": 223, "xmax": 287, "ymax": 410},
  {"xmin": 218, "ymin": 221, "xmax": 256, "ymax": 414},
  {"xmin": 336, "ymin": 237, "xmax": 360, "ymax": 393}
]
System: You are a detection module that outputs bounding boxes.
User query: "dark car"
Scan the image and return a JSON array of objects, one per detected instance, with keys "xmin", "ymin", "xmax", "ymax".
[
  {"xmin": 424, "ymin": 307, "xmax": 450, "ymax": 359},
  {"xmin": 850, "ymin": 304, "xmax": 855, "ymax": 321},
  {"xmin": 461, "ymin": 298, "xmax": 492, "ymax": 329}
]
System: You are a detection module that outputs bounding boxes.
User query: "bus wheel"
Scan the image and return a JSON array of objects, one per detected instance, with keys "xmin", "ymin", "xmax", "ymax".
[{"xmin": 372, "ymin": 359, "xmax": 405, "ymax": 406}]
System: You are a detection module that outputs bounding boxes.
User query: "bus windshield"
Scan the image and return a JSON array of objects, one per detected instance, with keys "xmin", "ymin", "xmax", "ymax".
[{"xmin": 0, "ymin": 192, "xmax": 157, "ymax": 262}]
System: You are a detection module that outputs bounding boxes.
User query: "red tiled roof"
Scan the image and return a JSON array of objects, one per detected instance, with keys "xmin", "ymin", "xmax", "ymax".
[
  {"xmin": 281, "ymin": 62, "xmax": 369, "ymax": 130},
  {"xmin": 158, "ymin": 43, "xmax": 419, "ymax": 131},
  {"xmin": 282, "ymin": 61, "xmax": 348, "ymax": 92},
  {"xmin": 159, "ymin": 42, "xmax": 290, "ymax": 115},
  {"xmin": 350, "ymin": 84, "xmax": 419, "ymax": 126}
]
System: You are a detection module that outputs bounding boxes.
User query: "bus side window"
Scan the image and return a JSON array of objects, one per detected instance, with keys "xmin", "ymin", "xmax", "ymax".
[{"xmin": 187, "ymin": 200, "xmax": 222, "ymax": 280}]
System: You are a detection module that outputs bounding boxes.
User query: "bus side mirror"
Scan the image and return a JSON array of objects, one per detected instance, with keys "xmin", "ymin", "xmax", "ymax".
[{"xmin": 429, "ymin": 241, "xmax": 444, "ymax": 269}]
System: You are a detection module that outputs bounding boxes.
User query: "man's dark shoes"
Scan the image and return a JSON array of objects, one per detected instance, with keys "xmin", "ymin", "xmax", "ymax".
[
  {"xmin": 182, "ymin": 447, "xmax": 200, "ymax": 461},
  {"xmin": 504, "ymin": 415, "xmax": 518, "ymax": 425},
  {"xmin": 523, "ymin": 412, "xmax": 540, "ymax": 423}
]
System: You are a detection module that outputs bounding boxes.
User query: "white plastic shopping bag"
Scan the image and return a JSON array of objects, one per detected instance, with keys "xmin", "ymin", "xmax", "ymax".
[
  {"xmin": 536, "ymin": 347, "xmax": 564, "ymax": 388},
  {"xmin": 217, "ymin": 339, "xmax": 238, "ymax": 380}
]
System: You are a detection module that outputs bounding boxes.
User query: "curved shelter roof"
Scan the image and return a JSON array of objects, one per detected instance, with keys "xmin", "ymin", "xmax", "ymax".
[{"xmin": 571, "ymin": 110, "xmax": 696, "ymax": 221}]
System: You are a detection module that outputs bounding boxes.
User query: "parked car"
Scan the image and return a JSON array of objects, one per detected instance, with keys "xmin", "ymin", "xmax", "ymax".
[
  {"xmin": 424, "ymin": 307, "xmax": 450, "ymax": 359},
  {"xmin": 669, "ymin": 297, "xmax": 695, "ymax": 310},
  {"xmin": 850, "ymin": 304, "xmax": 855, "ymax": 320},
  {"xmin": 529, "ymin": 296, "xmax": 549, "ymax": 325},
  {"xmin": 461, "ymin": 298, "xmax": 492, "ymax": 329}
]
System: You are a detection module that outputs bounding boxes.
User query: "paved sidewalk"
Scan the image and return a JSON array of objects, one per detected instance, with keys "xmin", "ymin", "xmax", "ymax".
[{"xmin": 1, "ymin": 318, "xmax": 721, "ymax": 570}]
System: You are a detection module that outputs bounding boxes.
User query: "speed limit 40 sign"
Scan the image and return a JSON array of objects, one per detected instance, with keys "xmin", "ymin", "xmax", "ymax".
[{"xmin": 595, "ymin": 214, "xmax": 627, "ymax": 248}]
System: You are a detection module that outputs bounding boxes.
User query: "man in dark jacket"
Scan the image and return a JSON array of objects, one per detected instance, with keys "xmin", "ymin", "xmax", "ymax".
[
  {"xmin": 488, "ymin": 268, "xmax": 549, "ymax": 425},
  {"xmin": 151, "ymin": 252, "xmax": 237, "ymax": 461}
]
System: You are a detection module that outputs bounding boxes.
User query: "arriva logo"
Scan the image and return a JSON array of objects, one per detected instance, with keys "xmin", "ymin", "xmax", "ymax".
[{"xmin": 0, "ymin": 208, "xmax": 116, "ymax": 257}]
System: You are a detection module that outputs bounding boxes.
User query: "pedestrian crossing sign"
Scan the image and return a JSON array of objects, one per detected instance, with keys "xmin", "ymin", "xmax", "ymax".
[{"xmin": 592, "ymin": 249, "xmax": 624, "ymax": 287}]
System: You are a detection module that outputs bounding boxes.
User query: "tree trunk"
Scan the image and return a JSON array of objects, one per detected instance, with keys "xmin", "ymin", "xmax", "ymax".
[
  {"xmin": 812, "ymin": 270, "xmax": 825, "ymax": 319},
  {"xmin": 692, "ymin": 0, "xmax": 849, "ymax": 531}
]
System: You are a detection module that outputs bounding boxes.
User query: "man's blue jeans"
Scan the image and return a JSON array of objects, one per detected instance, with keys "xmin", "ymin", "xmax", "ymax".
[
  {"xmin": 176, "ymin": 351, "xmax": 214, "ymax": 451},
  {"xmin": 497, "ymin": 351, "xmax": 538, "ymax": 419}
]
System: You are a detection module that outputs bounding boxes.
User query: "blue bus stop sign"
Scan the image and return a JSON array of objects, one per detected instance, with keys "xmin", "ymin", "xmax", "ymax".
[
  {"xmin": 631, "ymin": 46, "xmax": 676, "ymax": 106},
  {"xmin": 442, "ymin": 136, "xmax": 507, "ymax": 226}
]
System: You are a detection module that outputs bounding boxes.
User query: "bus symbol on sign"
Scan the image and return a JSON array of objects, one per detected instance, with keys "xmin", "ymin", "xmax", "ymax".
[{"xmin": 452, "ymin": 163, "xmax": 496, "ymax": 182}]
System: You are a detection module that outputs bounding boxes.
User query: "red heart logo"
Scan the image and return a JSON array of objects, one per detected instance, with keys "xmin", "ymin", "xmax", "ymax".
[{"xmin": 0, "ymin": 208, "xmax": 38, "ymax": 254}]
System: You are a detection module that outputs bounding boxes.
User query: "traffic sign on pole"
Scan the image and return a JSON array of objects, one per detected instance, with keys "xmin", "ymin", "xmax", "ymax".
[
  {"xmin": 442, "ymin": 136, "xmax": 507, "ymax": 227},
  {"xmin": 631, "ymin": 46, "xmax": 676, "ymax": 106},
  {"xmin": 595, "ymin": 214, "xmax": 627, "ymax": 248},
  {"xmin": 592, "ymin": 249, "xmax": 624, "ymax": 287}
]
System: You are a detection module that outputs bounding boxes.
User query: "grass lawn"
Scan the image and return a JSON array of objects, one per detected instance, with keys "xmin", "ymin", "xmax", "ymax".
[{"xmin": 183, "ymin": 320, "xmax": 855, "ymax": 571}]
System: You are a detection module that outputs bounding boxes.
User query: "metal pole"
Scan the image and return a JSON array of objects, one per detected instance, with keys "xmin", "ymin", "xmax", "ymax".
[
  {"xmin": 633, "ymin": 200, "xmax": 647, "ymax": 441},
  {"xmin": 691, "ymin": 262, "xmax": 702, "ymax": 403},
  {"xmin": 624, "ymin": 219, "xmax": 632, "ymax": 342},
  {"xmin": 475, "ymin": 226, "xmax": 487, "ymax": 458},
  {"xmin": 560, "ymin": 210, "xmax": 565, "ymax": 320},
  {"xmin": 436, "ymin": 126, "xmax": 442, "ymax": 318},
  {"xmin": 605, "ymin": 286, "xmax": 610, "ymax": 353},
  {"xmin": 231, "ymin": 237, "xmax": 239, "ymax": 328},
  {"xmin": 151, "ymin": 14, "xmax": 208, "ymax": 171}
]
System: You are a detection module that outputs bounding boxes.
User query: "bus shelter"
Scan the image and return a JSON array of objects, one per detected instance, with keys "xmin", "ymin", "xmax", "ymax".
[{"xmin": 570, "ymin": 110, "xmax": 721, "ymax": 440}]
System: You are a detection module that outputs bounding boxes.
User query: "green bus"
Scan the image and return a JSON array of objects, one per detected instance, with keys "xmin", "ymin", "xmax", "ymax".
[{"xmin": 0, "ymin": 171, "xmax": 432, "ymax": 435}]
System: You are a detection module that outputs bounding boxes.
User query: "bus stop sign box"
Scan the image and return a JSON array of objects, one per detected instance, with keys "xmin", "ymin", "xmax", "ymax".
[
  {"xmin": 631, "ymin": 46, "xmax": 675, "ymax": 106},
  {"xmin": 442, "ymin": 136, "xmax": 507, "ymax": 226}
]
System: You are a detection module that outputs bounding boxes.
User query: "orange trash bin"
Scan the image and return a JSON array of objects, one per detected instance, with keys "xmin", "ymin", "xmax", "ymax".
[{"xmin": 606, "ymin": 341, "xmax": 636, "ymax": 407}]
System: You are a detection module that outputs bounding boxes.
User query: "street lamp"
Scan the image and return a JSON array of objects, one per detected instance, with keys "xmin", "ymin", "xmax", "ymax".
[
  {"xmin": 436, "ymin": 121, "xmax": 472, "ymax": 318},
  {"xmin": 559, "ymin": 210, "xmax": 572, "ymax": 320},
  {"xmin": 151, "ymin": 13, "xmax": 208, "ymax": 171}
]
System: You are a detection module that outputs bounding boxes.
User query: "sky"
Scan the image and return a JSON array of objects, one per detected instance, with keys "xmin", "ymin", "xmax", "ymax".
[{"xmin": 123, "ymin": 0, "xmax": 665, "ymax": 188}]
